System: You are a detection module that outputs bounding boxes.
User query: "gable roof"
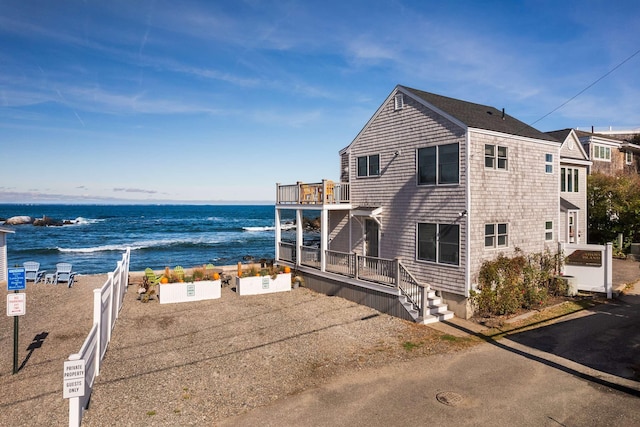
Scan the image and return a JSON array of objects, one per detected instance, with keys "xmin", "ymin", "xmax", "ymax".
[
  {"xmin": 400, "ymin": 85, "xmax": 558, "ymax": 142},
  {"xmin": 546, "ymin": 128, "xmax": 591, "ymax": 164}
]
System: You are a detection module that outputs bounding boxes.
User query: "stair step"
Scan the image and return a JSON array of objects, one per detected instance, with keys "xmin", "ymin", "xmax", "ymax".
[{"xmin": 419, "ymin": 310, "xmax": 454, "ymax": 324}]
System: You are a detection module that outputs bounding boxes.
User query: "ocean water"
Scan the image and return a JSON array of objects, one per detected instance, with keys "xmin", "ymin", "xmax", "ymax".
[{"xmin": 0, "ymin": 204, "xmax": 302, "ymax": 274}]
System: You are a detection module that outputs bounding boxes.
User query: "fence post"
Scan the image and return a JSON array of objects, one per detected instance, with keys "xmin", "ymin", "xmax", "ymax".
[
  {"xmin": 67, "ymin": 353, "xmax": 82, "ymax": 427},
  {"xmin": 605, "ymin": 242, "xmax": 613, "ymax": 299},
  {"xmin": 107, "ymin": 272, "xmax": 114, "ymax": 342},
  {"xmin": 354, "ymin": 254, "xmax": 359, "ymax": 280},
  {"xmin": 92, "ymin": 289, "xmax": 101, "ymax": 376}
]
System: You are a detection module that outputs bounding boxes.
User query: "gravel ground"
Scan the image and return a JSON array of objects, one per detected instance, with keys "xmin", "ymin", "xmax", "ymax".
[
  {"xmin": 3, "ymin": 258, "xmax": 636, "ymax": 426},
  {"xmin": 0, "ymin": 272, "xmax": 475, "ymax": 427}
]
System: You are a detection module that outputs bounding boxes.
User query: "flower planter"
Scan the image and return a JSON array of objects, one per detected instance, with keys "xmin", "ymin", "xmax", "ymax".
[
  {"xmin": 236, "ymin": 273, "xmax": 292, "ymax": 296},
  {"xmin": 158, "ymin": 280, "xmax": 221, "ymax": 304}
]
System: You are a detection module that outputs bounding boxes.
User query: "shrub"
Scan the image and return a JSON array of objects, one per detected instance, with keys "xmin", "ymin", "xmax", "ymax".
[{"xmin": 471, "ymin": 249, "xmax": 563, "ymax": 316}]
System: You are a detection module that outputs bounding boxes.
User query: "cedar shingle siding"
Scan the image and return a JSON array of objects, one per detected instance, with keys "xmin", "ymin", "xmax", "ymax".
[{"xmin": 337, "ymin": 85, "xmax": 562, "ymax": 297}]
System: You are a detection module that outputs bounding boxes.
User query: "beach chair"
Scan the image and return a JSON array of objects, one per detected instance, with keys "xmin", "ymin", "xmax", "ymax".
[
  {"xmin": 144, "ymin": 268, "xmax": 161, "ymax": 286},
  {"xmin": 174, "ymin": 265, "xmax": 185, "ymax": 281},
  {"xmin": 24, "ymin": 261, "xmax": 45, "ymax": 284},
  {"xmin": 54, "ymin": 263, "xmax": 77, "ymax": 287}
]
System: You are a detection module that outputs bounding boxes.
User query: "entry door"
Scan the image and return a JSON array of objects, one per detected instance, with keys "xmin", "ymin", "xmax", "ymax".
[
  {"xmin": 365, "ymin": 219, "xmax": 379, "ymax": 257},
  {"xmin": 568, "ymin": 212, "xmax": 576, "ymax": 243}
]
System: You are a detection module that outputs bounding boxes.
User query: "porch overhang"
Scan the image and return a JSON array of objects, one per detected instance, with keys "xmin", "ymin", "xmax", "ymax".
[
  {"xmin": 560, "ymin": 197, "xmax": 580, "ymax": 212},
  {"xmin": 350, "ymin": 206, "xmax": 383, "ymax": 226}
]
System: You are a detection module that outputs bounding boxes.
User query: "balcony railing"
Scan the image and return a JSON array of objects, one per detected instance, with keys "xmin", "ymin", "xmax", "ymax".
[
  {"xmin": 276, "ymin": 180, "xmax": 350, "ymax": 205},
  {"xmin": 282, "ymin": 248, "xmax": 427, "ymax": 316}
]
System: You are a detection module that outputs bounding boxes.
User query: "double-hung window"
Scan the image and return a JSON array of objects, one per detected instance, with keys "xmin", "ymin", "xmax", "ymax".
[
  {"xmin": 417, "ymin": 143, "xmax": 459, "ymax": 185},
  {"xmin": 417, "ymin": 223, "xmax": 460, "ymax": 265},
  {"xmin": 545, "ymin": 221, "xmax": 553, "ymax": 241},
  {"xmin": 593, "ymin": 145, "xmax": 611, "ymax": 161},
  {"xmin": 485, "ymin": 144, "xmax": 508, "ymax": 170},
  {"xmin": 545, "ymin": 154, "xmax": 553, "ymax": 173},
  {"xmin": 485, "ymin": 223, "xmax": 508, "ymax": 248},
  {"xmin": 357, "ymin": 154, "xmax": 380, "ymax": 177},
  {"xmin": 560, "ymin": 168, "xmax": 579, "ymax": 192},
  {"xmin": 625, "ymin": 151, "xmax": 633, "ymax": 165}
]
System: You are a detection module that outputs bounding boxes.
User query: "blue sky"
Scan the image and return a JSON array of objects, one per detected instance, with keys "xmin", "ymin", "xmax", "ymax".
[{"xmin": 1, "ymin": 0, "xmax": 638, "ymax": 204}]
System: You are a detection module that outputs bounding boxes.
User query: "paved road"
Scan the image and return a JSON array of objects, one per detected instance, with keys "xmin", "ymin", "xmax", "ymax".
[{"xmin": 219, "ymin": 285, "xmax": 640, "ymax": 427}]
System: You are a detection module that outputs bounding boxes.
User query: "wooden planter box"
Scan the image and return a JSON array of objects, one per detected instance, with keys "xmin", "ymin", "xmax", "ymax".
[
  {"xmin": 236, "ymin": 273, "xmax": 291, "ymax": 296},
  {"xmin": 158, "ymin": 280, "xmax": 221, "ymax": 304}
]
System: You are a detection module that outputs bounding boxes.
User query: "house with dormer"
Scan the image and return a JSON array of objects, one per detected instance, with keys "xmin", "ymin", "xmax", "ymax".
[{"xmin": 275, "ymin": 85, "xmax": 587, "ymax": 320}]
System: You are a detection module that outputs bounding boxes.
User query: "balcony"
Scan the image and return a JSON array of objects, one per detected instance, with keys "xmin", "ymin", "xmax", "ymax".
[{"xmin": 276, "ymin": 180, "xmax": 350, "ymax": 205}]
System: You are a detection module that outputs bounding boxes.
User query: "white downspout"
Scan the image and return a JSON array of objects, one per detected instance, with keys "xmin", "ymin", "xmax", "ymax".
[
  {"xmin": 465, "ymin": 133, "xmax": 471, "ymax": 298},
  {"xmin": 296, "ymin": 209, "xmax": 303, "ymax": 268}
]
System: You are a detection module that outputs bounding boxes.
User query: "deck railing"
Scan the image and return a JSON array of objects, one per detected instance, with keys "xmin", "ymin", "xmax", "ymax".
[
  {"xmin": 398, "ymin": 263, "xmax": 425, "ymax": 317},
  {"xmin": 279, "ymin": 246, "xmax": 428, "ymax": 316},
  {"xmin": 356, "ymin": 255, "xmax": 396, "ymax": 286},
  {"xmin": 300, "ymin": 245, "xmax": 321, "ymax": 268},
  {"xmin": 325, "ymin": 250, "xmax": 356, "ymax": 276},
  {"xmin": 278, "ymin": 241, "xmax": 296, "ymax": 263},
  {"xmin": 276, "ymin": 181, "xmax": 350, "ymax": 205}
]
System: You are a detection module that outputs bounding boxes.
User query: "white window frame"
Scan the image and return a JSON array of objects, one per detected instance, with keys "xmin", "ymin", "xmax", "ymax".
[
  {"xmin": 625, "ymin": 151, "xmax": 633, "ymax": 165},
  {"xmin": 545, "ymin": 221, "xmax": 553, "ymax": 241},
  {"xmin": 485, "ymin": 144, "xmax": 508, "ymax": 170},
  {"xmin": 545, "ymin": 153, "xmax": 553, "ymax": 173},
  {"xmin": 484, "ymin": 223, "xmax": 508, "ymax": 248},
  {"xmin": 593, "ymin": 144, "xmax": 611, "ymax": 162},
  {"xmin": 561, "ymin": 168, "xmax": 579, "ymax": 193}
]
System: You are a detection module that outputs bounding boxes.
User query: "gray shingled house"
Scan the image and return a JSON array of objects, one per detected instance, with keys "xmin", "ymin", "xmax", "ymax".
[{"xmin": 275, "ymin": 85, "xmax": 584, "ymax": 320}]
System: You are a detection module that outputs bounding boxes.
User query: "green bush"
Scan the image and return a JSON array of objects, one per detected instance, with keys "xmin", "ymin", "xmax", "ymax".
[{"xmin": 471, "ymin": 249, "xmax": 564, "ymax": 316}]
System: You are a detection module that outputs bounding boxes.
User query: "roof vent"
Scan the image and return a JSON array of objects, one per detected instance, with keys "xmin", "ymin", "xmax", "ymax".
[{"xmin": 394, "ymin": 94, "xmax": 404, "ymax": 111}]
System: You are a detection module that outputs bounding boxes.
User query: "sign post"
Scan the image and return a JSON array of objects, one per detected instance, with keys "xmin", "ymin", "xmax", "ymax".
[
  {"xmin": 7, "ymin": 267, "xmax": 26, "ymax": 375},
  {"xmin": 63, "ymin": 359, "xmax": 85, "ymax": 399}
]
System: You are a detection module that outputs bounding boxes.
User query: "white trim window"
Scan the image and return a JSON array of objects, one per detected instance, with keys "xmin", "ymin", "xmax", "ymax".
[
  {"xmin": 417, "ymin": 143, "xmax": 459, "ymax": 185},
  {"xmin": 357, "ymin": 154, "xmax": 380, "ymax": 177},
  {"xmin": 485, "ymin": 144, "xmax": 508, "ymax": 170},
  {"xmin": 417, "ymin": 223, "xmax": 460, "ymax": 265},
  {"xmin": 561, "ymin": 168, "xmax": 579, "ymax": 192},
  {"xmin": 545, "ymin": 154, "xmax": 553, "ymax": 173},
  {"xmin": 625, "ymin": 151, "xmax": 633, "ymax": 165},
  {"xmin": 394, "ymin": 93, "xmax": 404, "ymax": 111},
  {"xmin": 485, "ymin": 223, "xmax": 508, "ymax": 248},
  {"xmin": 593, "ymin": 145, "xmax": 611, "ymax": 161},
  {"xmin": 545, "ymin": 221, "xmax": 553, "ymax": 241}
]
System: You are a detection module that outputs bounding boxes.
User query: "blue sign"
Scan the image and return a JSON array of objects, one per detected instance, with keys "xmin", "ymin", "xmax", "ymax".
[{"xmin": 7, "ymin": 268, "xmax": 26, "ymax": 291}]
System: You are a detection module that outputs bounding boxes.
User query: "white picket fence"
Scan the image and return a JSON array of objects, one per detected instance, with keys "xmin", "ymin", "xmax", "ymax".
[{"xmin": 67, "ymin": 248, "xmax": 131, "ymax": 427}]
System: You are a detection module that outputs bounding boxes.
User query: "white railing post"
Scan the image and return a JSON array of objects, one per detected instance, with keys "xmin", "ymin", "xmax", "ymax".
[
  {"xmin": 275, "ymin": 209, "xmax": 281, "ymax": 261},
  {"xmin": 419, "ymin": 286, "xmax": 426, "ymax": 318},
  {"xmin": 296, "ymin": 209, "xmax": 303, "ymax": 268},
  {"xmin": 605, "ymin": 242, "xmax": 613, "ymax": 299},
  {"xmin": 68, "ymin": 353, "xmax": 82, "ymax": 427},
  {"xmin": 394, "ymin": 258, "xmax": 401, "ymax": 288},
  {"xmin": 107, "ymin": 272, "xmax": 114, "ymax": 342},
  {"xmin": 92, "ymin": 289, "xmax": 101, "ymax": 376}
]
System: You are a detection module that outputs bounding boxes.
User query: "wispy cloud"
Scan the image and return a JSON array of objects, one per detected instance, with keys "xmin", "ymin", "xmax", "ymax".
[{"xmin": 113, "ymin": 188, "xmax": 158, "ymax": 194}]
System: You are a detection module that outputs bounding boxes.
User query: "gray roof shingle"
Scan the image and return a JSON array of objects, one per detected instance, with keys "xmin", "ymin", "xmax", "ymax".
[{"xmin": 400, "ymin": 85, "xmax": 559, "ymax": 142}]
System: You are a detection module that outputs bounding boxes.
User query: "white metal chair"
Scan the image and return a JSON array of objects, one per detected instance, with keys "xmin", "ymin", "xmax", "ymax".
[
  {"xmin": 24, "ymin": 261, "xmax": 45, "ymax": 284},
  {"xmin": 54, "ymin": 263, "xmax": 77, "ymax": 287}
]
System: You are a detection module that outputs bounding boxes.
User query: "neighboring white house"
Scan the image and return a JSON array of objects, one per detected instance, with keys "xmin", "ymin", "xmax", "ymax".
[
  {"xmin": 275, "ymin": 85, "xmax": 587, "ymax": 320},
  {"xmin": 546, "ymin": 129, "xmax": 592, "ymax": 245},
  {"xmin": 0, "ymin": 226, "xmax": 15, "ymax": 285}
]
